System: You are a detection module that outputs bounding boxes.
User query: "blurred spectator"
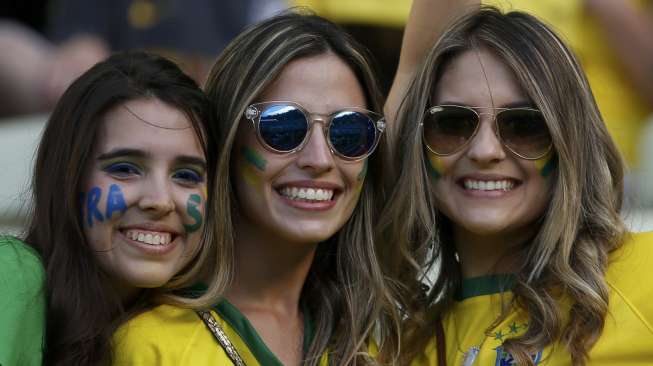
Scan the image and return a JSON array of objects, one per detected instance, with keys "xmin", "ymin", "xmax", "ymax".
[{"xmin": 0, "ymin": 0, "xmax": 286, "ymax": 118}]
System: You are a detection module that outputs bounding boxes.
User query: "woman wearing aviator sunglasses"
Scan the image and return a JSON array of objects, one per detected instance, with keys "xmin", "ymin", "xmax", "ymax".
[
  {"xmin": 114, "ymin": 11, "xmax": 401, "ymax": 366},
  {"xmin": 381, "ymin": 6, "xmax": 653, "ymax": 366}
]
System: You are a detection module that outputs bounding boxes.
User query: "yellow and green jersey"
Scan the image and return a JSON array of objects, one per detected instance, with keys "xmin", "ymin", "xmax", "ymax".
[
  {"xmin": 412, "ymin": 231, "xmax": 653, "ymax": 365},
  {"xmin": 113, "ymin": 300, "xmax": 328, "ymax": 365}
]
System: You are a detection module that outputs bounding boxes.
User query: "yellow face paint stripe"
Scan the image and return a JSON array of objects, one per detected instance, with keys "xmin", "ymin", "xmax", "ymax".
[{"xmin": 426, "ymin": 151, "xmax": 445, "ymax": 179}]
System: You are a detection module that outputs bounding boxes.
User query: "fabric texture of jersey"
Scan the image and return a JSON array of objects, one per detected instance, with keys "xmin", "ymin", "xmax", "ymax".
[
  {"xmin": 0, "ymin": 236, "xmax": 46, "ymax": 366},
  {"xmin": 113, "ymin": 301, "xmax": 329, "ymax": 365},
  {"xmin": 412, "ymin": 231, "xmax": 653, "ymax": 365},
  {"xmin": 485, "ymin": 0, "xmax": 652, "ymax": 167}
]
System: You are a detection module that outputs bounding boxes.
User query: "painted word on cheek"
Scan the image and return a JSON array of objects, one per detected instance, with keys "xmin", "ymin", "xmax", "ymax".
[
  {"xmin": 81, "ymin": 184, "xmax": 128, "ymax": 227},
  {"xmin": 535, "ymin": 151, "xmax": 556, "ymax": 178},
  {"xmin": 183, "ymin": 194, "xmax": 203, "ymax": 233},
  {"xmin": 426, "ymin": 151, "xmax": 445, "ymax": 179},
  {"xmin": 240, "ymin": 146, "xmax": 267, "ymax": 187}
]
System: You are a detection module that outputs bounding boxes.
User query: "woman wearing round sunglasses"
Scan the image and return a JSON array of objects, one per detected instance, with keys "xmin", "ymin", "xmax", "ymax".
[
  {"xmin": 381, "ymin": 6, "xmax": 653, "ymax": 365},
  {"xmin": 114, "ymin": 11, "xmax": 401, "ymax": 365}
]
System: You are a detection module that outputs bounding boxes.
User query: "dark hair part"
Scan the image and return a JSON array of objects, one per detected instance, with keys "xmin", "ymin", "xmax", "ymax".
[
  {"xmin": 385, "ymin": 6, "xmax": 626, "ymax": 365},
  {"xmin": 203, "ymin": 9, "xmax": 400, "ymax": 365},
  {"xmin": 24, "ymin": 51, "xmax": 215, "ymax": 365}
]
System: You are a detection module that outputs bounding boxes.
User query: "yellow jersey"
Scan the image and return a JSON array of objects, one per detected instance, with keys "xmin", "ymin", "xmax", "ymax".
[
  {"xmin": 412, "ymin": 231, "xmax": 653, "ymax": 365},
  {"xmin": 113, "ymin": 300, "xmax": 328, "ymax": 365}
]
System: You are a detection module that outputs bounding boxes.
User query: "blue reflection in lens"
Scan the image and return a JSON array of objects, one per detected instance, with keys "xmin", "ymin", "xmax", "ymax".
[
  {"xmin": 259, "ymin": 105, "xmax": 308, "ymax": 151},
  {"xmin": 330, "ymin": 111, "xmax": 376, "ymax": 158}
]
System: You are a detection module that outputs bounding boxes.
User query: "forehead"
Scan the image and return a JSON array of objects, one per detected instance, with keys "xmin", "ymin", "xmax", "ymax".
[
  {"xmin": 257, "ymin": 52, "xmax": 367, "ymax": 114},
  {"xmin": 95, "ymin": 98, "xmax": 203, "ymax": 157},
  {"xmin": 433, "ymin": 48, "xmax": 528, "ymax": 107}
]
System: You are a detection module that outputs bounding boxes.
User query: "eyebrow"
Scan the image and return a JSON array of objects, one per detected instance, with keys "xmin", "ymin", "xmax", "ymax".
[
  {"xmin": 436, "ymin": 101, "xmax": 536, "ymax": 109},
  {"xmin": 97, "ymin": 148, "xmax": 207, "ymax": 169},
  {"xmin": 97, "ymin": 148, "xmax": 148, "ymax": 161}
]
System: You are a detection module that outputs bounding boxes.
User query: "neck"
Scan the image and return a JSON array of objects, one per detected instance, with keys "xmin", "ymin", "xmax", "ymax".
[
  {"xmin": 227, "ymin": 219, "xmax": 317, "ymax": 314},
  {"xmin": 453, "ymin": 226, "xmax": 531, "ymax": 279}
]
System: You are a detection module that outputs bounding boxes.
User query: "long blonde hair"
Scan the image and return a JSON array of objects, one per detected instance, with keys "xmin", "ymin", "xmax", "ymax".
[
  {"xmin": 383, "ymin": 7, "xmax": 626, "ymax": 365},
  {"xmin": 200, "ymin": 10, "xmax": 399, "ymax": 365}
]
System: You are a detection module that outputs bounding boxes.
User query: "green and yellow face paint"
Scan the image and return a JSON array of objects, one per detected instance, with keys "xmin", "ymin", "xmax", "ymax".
[
  {"xmin": 534, "ymin": 150, "xmax": 556, "ymax": 178},
  {"xmin": 239, "ymin": 145, "xmax": 267, "ymax": 188},
  {"xmin": 426, "ymin": 150, "xmax": 446, "ymax": 180},
  {"xmin": 354, "ymin": 159, "xmax": 368, "ymax": 193}
]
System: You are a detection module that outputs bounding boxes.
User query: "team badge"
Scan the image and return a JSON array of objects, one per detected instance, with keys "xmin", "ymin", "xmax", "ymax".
[{"xmin": 494, "ymin": 346, "xmax": 542, "ymax": 366}]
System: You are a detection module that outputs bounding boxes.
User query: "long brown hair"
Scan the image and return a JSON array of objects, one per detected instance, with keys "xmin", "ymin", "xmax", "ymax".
[
  {"xmin": 197, "ymin": 10, "xmax": 400, "ymax": 365},
  {"xmin": 24, "ymin": 51, "xmax": 216, "ymax": 365},
  {"xmin": 383, "ymin": 7, "xmax": 626, "ymax": 365}
]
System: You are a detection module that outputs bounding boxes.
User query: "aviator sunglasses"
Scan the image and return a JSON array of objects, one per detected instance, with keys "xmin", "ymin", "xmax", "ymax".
[
  {"xmin": 422, "ymin": 104, "xmax": 552, "ymax": 160},
  {"xmin": 244, "ymin": 101, "xmax": 386, "ymax": 160}
]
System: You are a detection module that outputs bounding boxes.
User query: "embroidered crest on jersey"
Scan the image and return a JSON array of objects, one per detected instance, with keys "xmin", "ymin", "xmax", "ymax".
[{"xmin": 494, "ymin": 346, "xmax": 542, "ymax": 366}]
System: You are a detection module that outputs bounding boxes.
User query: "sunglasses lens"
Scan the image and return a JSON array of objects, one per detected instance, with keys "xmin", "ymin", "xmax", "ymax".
[
  {"xmin": 328, "ymin": 111, "xmax": 377, "ymax": 159},
  {"xmin": 258, "ymin": 105, "xmax": 308, "ymax": 152},
  {"xmin": 423, "ymin": 106, "xmax": 478, "ymax": 155},
  {"xmin": 497, "ymin": 109, "xmax": 551, "ymax": 159}
]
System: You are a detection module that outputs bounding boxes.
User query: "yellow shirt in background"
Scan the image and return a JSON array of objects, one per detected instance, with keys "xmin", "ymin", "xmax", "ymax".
[
  {"xmin": 289, "ymin": 0, "xmax": 411, "ymax": 27},
  {"xmin": 412, "ymin": 231, "xmax": 653, "ymax": 365}
]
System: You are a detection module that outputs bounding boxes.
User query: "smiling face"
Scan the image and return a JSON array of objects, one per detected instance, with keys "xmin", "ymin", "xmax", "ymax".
[
  {"xmin": 429, "ymin": 48, "xmax": 553, "ymax": 244},
  {"xmin": 232, "ymin": 52, "xmax": 368, "ymax": 245},
  {"xmin": 82, "ymin": 98, "xmax": 207, "ymax": 294}
]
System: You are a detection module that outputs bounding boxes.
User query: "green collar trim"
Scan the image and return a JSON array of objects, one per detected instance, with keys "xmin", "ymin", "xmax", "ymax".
[
  {"xmin": 455, "ymin": 274, "xmax": 516, "ymax": 301},
  {"xmin": 214, "ymin": 299, "xmax": 314, "ymax": 366}
]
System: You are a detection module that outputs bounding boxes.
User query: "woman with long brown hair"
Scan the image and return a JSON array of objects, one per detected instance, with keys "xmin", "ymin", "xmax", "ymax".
[
  {"xmin": 114, "ymin": 11, "xmax": 401, "ymax": 365},
  {"xmin": 383, "ymin": 6, "xmax": 653, "ymax": 365},
  {"xmin": 22, "ymin": 51, "xmax": 217, "ymax": 365}
]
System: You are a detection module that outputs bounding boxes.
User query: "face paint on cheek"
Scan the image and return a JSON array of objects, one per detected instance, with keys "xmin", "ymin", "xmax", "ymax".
[
  {"xmin": 240, "ymin": 146, "xmax": 267, "ymax": 188},
  {"xmin": 85, "ymin": 187, "xmax": 104, "ymax": 227},
  {"xmin": 183, "ymin": 194, "xmax": 203, "ymax": 233},
  {"xmin": 354, "ymin": 159, "xmax": 368, "ymax": 193},
  {"xmin": 426, "ymin": 151, "xmax": 446, "ymax": 180},
  {"xmin": 534, "ymin": 150, "xmax": 556, "ymax": 178},
  {"xmin": 105, "ymin": 184, "xmax": 127, "ymax": 219}
]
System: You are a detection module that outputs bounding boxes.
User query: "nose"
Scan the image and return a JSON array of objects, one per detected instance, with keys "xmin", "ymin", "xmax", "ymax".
[
  {"xmin": 138, "ymin": 174, "xmax": 175, "ymax": 216},
  {"xmin": 465, "ymin": 115, "xmax": 506, "ymax": 165},
  {"xmin": 295, "ymin": 120, "xmax": 335, "ymax": 173}
]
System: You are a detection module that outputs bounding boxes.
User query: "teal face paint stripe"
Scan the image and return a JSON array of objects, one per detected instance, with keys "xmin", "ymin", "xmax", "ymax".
[
  {"xmin": 539, "ymin": 156, "xmax": 556, "ymax": 178},
  {"xmin": 183, "ymin": 194, "xmax": 203, "ymax": 233},
  {"xmin": 242, "ymin": 146, "xmax": 266, "ymax": 172},
  {"xmin": 426, "ymin": 160, "xmax": 441, "ymax": 179},
  {"xmin": 357, "ymin": 159, "xmax": 368, "ymax": 181}
]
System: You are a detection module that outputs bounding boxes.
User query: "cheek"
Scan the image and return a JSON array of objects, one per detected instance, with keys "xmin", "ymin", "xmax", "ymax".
[
  {"xmin": 80, "ymin": 184, "xmax": 128, "ymax": 229},
  {"xmin": 353, "ymin": 159, "xmax": 368, "ymax": 192},
  {"xmin": 534, "ymin": 151, "xmax": 556, "ymax": 178},
  {"xmin": 182, "ymin": 193, "xmax": 204, "ymax": 234},
  {"xmin": 238, "ymin": 145, "xmax": 268, "ymax": 190},
  {"xmin": 426, "ymin": 151, "xmax": 447, "ymax": 180}
]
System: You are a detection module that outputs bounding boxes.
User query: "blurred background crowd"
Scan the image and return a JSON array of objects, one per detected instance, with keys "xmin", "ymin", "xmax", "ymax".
[{"xmin": 1, "ymin": 0, "xmax": 653, "ymax": 233}]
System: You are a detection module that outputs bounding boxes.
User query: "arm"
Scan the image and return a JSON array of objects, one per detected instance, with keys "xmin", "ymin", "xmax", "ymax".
[
  {"xmin": 584, "ymin": 0, "xmax": 653, "ymax": 106},
  {"xmin": 385, "ymin": 0, "xmax": 479, "ymax": 131},
  {"xmin": 0, "ymin": 238, "xmax": 46, "ymax": 366}
]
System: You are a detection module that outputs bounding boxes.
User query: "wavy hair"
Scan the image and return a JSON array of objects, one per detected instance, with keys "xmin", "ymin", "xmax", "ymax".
[
  {"xmin": 24, "ymin": 51, "xmax": 217, "ymax": 365},
  {"xmin": 192, "ymin": 9, "xmax": 400, "ymax": 365},
  {"xmin": 382, "ymin": 7, "xmax": 626, "ymax": 365}
]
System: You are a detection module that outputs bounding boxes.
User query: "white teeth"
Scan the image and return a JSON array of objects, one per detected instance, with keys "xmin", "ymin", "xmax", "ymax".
[
  {"xmin": 125, "ymin": 229, "xmax": 172, "ymax": 245},
  {"xmin": 463, "ymin": 179, "xmax": 514, "ymax": 191},
  {"xmin": 279, "ymin": 187, "xmax": 335, "ymax": 202}
]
